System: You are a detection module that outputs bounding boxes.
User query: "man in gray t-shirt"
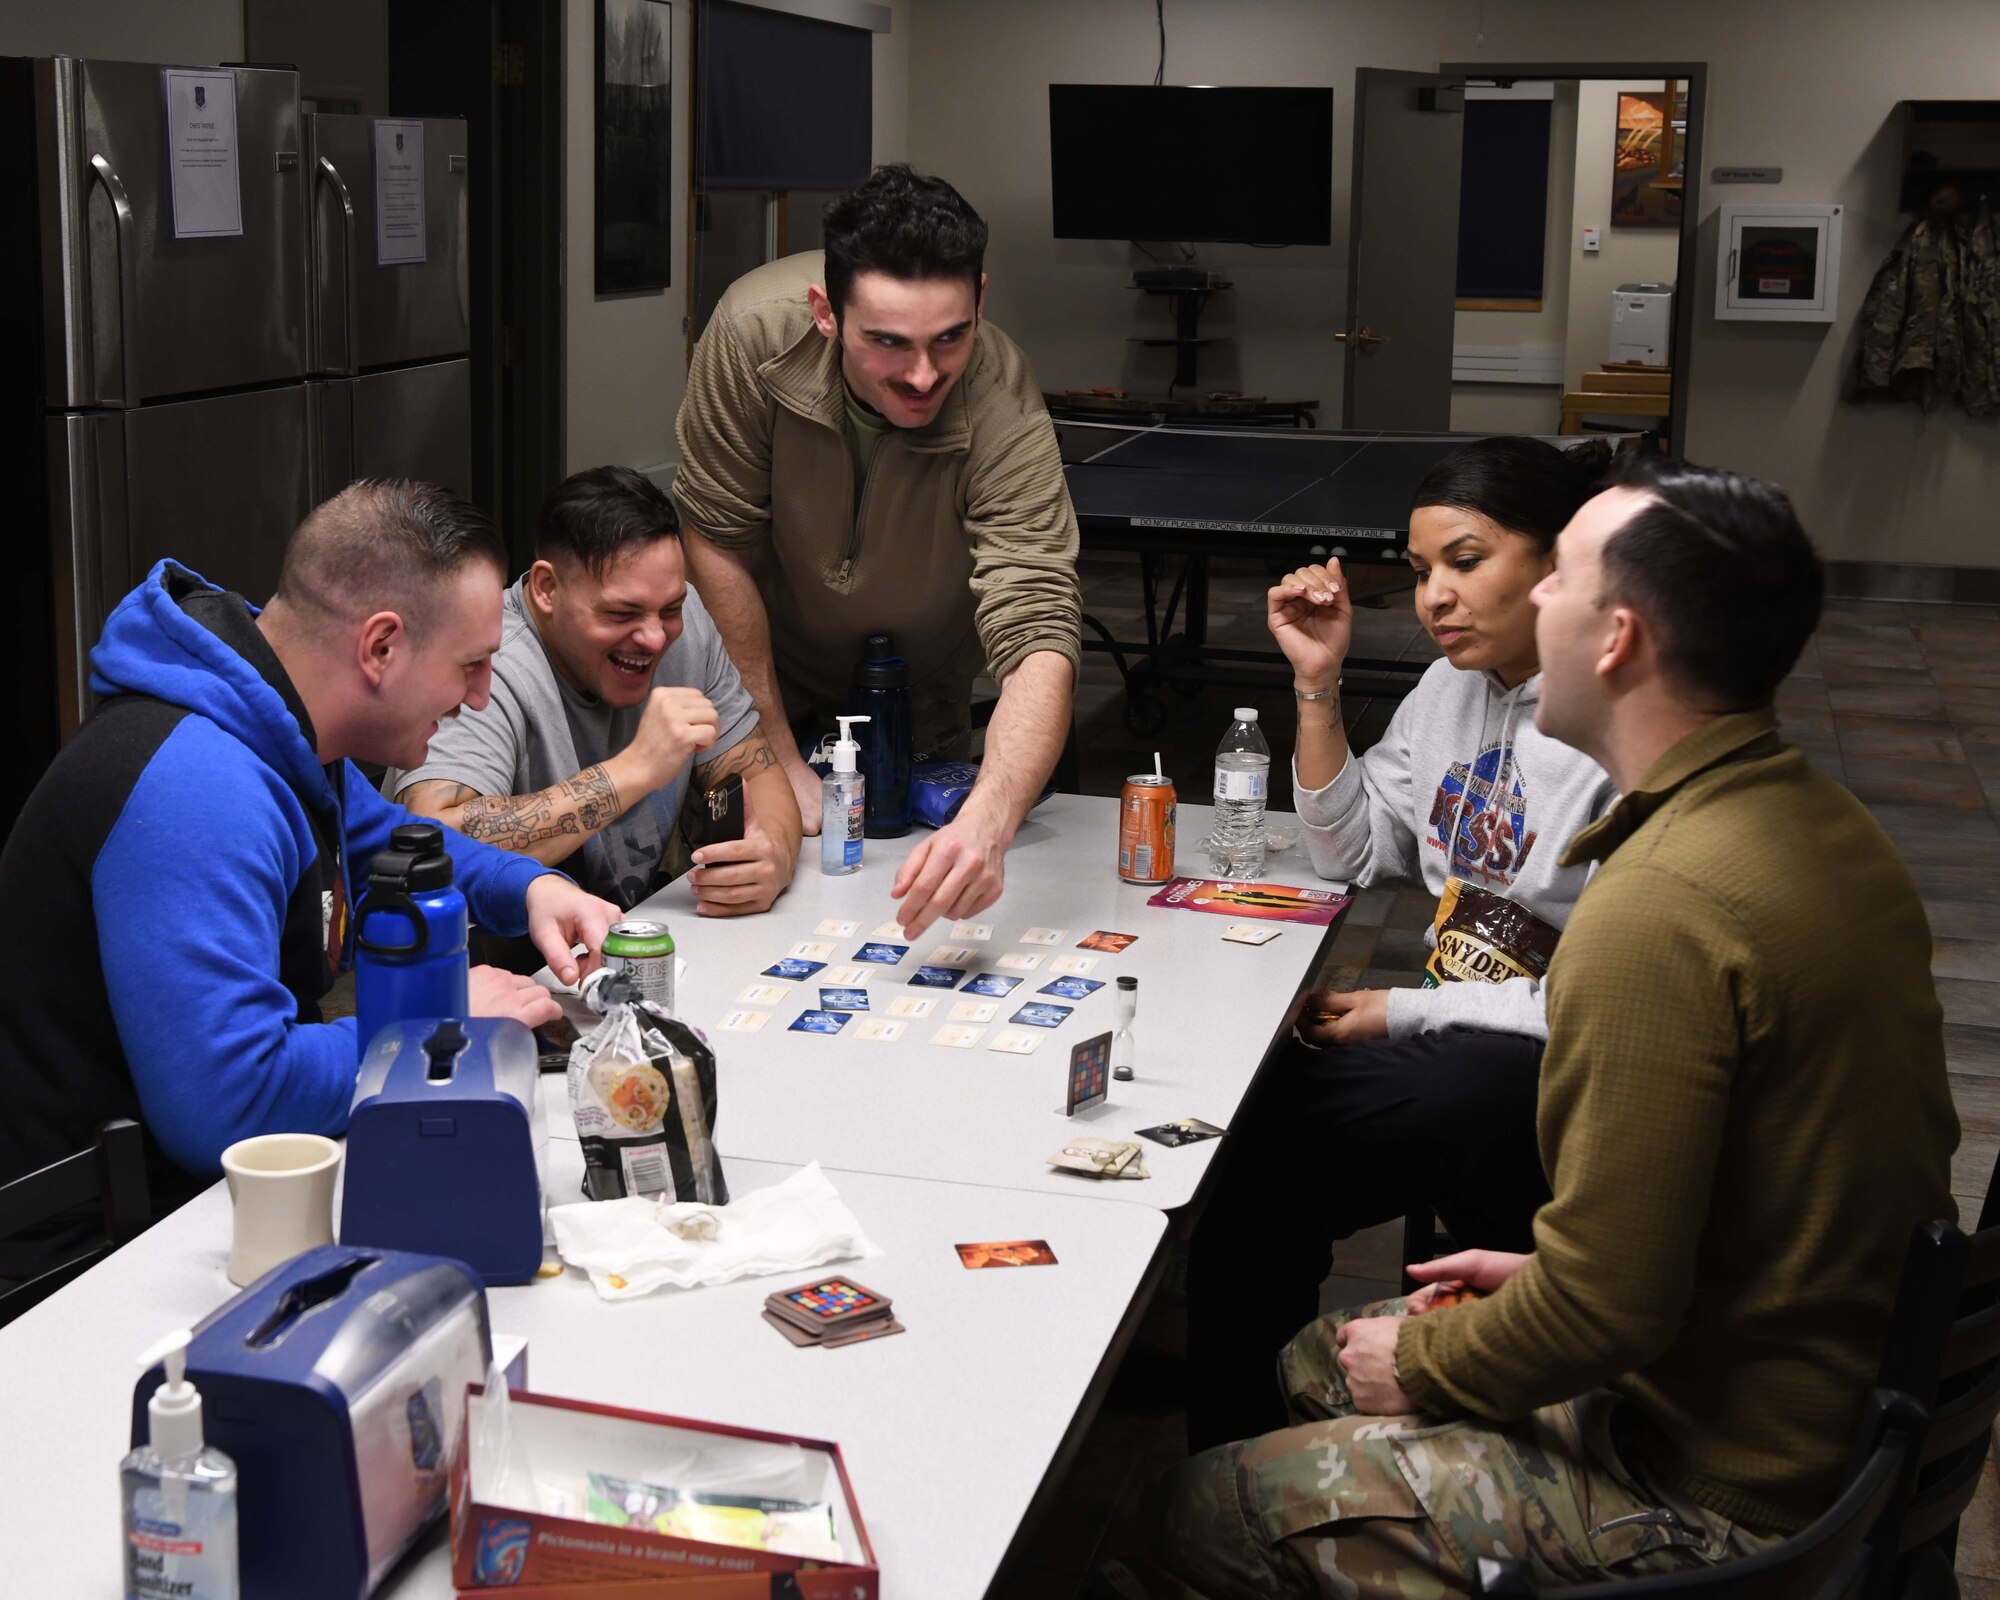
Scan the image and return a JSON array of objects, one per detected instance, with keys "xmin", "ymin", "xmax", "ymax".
[{"xmin": 386, "ymin": 466, "xmax": 802, "ymax": 914}]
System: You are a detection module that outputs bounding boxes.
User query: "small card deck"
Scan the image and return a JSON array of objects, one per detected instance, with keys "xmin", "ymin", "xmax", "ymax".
[
  {"xmin": 762, "ymin": 1277, "xmax": 903, "ymax": 1349},
  {"xmin": 1049, "ymin": 1137, "xmax": 1150, "ymax": 1179}
]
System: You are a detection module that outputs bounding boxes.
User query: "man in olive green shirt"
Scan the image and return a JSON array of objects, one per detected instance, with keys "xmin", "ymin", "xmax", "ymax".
[
  {"xmin": 1145, "ymin": 457, "xmax": 1957, "ymax": 1596},
  {"xmin": 673, "ymin": 165, "xmax": 1081, "ymax": 940}
]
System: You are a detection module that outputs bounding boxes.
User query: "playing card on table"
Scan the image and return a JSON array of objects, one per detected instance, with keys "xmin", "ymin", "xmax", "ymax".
[
  {"xmin": 1011, "ymin": 1001, "xmax": 1073, "ymax": 1029},
  {"xmin": 818, "ymin": 987, "xmax": 869, "ymax": 1011},
  {"xmin": 1048, "ymin": 1138, "xmax": 1150, "ymax": 1179},
  {"xmin": 909, "ymin": 965, "xmax": 966, "ymax": 988},
  {"xmin": 887, "ymin": 995, "xmax": 937, "ymax": 1019},
  {"xmin": 962, "ymin": 972, "xmax": 1022, "ymax": 998},
  {"xmin": 790, "ymin": 1010, "xmax": 850, "ymax": 1036},
  {"xmin": 763, "ymin": 958, "xmax": 826, "ymax": 981},
  {"xmin": 854, "ymin": 1017, "xmax": 906, "ymax": 1043},
  {"xmin": 854, "ymin": 942, "xmax": 909, "ymax": 965},
  {"xmin": 789, "ymin": 940, "xmax": 836, "ymax": 961},
  {"xmin": 815, "ymin": 919, "xmax": 861, "ymax": 938},
  {"xmin": 719, "ymin": 1009, "xmax": 773, "ymax": 1034},
  {"xmin": 871, "ymin": 920, "xmax": 908, "ymax": 940},
  {"xmin": 948, "ymin": 999, "xmax": 998, "ymax": 1023},
  {"xmin": 1049, "ymin": 955, "xmax": 1099, "ymax": 976},
  {"xmin": 988, "ymin": 1029, "xmax": 1041, "ymax": 1055},
  {"xmin": 1019, "ymin": 927, "xmax": 1067, "ymax": 945},
  {"xmin": 738, "ymin": 982, "xmax": 788, "ymax": 1006},
  {"xmin": 1136, "ymin": 1118, "xmax": 1227, "ymax": 1147},
  {"xmin": 822, "ymin": 965, "xmax": 870, "ymax": 987},
  {"xmin": 1222, "ymin": 923, "xmax": 1284, "ymax": 946},
  {"xmin": 951, "ymin": 922, "xmax": 994, "ymax": 941},
  {"xmin": 927, "ymin": 944, "xmax": 977, "ymax": 966},
  {"xmin": 997, "ymin": 951, "xmax": 1045, "ymax": 972},
  {"xmin": 1038, "ymin": 976, "xmax": 1104, "ymax": 1001},
  {"xmin": 930, "ymin": 1023, "xmax": 986, "ymax": 1049}
]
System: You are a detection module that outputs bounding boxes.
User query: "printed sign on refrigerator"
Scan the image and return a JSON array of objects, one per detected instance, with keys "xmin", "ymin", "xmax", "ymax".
[
  {"xmin": 162, "ymin": 70, "xmax": 243, "ymax": 239},
  {"xmin": 374, "ymin": 119, "xmax": 427, "ymax": 265}
]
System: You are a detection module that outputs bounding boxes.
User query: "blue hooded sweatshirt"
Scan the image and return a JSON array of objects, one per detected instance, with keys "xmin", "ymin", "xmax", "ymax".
[{"xmin": 0, "ymin": 562, "xmax": 550, "ymax": 1231}]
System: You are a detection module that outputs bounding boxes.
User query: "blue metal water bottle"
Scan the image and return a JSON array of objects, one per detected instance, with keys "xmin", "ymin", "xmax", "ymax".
[
  {"xmin": 353, "ymin": 823, "xmax": 469, "ymax": 1063},
  {"xmin": 848, "ymin": 632, "xmax": 913, "ymax": 837}
]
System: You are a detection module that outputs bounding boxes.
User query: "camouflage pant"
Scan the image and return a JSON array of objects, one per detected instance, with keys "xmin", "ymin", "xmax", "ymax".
[{"xmin": 1149, "ymin": 1298, "xmax": 1784, "ymax": 1599}]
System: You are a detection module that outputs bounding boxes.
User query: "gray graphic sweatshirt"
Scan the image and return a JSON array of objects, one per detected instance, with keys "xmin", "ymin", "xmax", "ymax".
[{"xmin": 1294, "ymin": 659, "xmax": 1617, "ymax": 1040}]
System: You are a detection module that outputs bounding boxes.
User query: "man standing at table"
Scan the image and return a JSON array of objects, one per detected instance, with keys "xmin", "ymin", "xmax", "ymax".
[
  {"xmin": 0, "ymin": 482, "xmax": 618, "ymax": 1269},
  {"xmin": 387, "ymin": 465, "xmax": 801, "ymax": 926},
  {"xmin": 673, "ymin": 163, "xmax": 1081, "ymax": 939},
  {"xmin": 1141, "ymin": 457, "xmax": 1956, "ymax": 1596}
]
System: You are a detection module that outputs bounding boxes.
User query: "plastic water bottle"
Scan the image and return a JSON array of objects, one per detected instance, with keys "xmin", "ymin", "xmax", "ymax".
[{"xmin": 1208, "ymin": 707, "xmax": 1271, "ymax": 879}]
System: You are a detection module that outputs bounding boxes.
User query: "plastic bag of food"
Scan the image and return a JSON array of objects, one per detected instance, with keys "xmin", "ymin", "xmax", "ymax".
[
  {"xmin": 569, "ymin": 976, "xmax": 727, "ymax": 1204},
  {"xmin": 1422, "ymin": 877, "xmax": 1561, "ymax": 988}
]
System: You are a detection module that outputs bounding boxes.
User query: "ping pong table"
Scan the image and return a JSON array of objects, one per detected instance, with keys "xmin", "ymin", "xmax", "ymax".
[{"xmin": 1058, "ymin": 421, "xmax": 1475, "ymax": 734}]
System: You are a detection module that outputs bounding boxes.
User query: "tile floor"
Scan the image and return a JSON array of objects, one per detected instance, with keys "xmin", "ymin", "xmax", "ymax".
[{"xmin": 991, "ymin": 552, "xmax": 2000, "ymax": 1597}]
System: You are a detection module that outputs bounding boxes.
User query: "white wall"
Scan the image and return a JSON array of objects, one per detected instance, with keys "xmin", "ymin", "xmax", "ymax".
[
  {"xmin": 1565, "ymin": 79, "xmax": 1682, "ymax": 387},
  {"xmin": 564, "ymin": 0, "xmax": 910, "ymax": 479},
  {"xmin": 907, "ymin": 0, "xmax": 2000, "ymax": 569},
  {"xmin": 0, "ymin": 1, "xmax": 241, "ymax": 64}
]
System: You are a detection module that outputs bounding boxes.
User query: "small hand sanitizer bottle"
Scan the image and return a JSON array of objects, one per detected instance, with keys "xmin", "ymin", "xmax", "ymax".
[
  {"xmin": 821, "ymin": 715, "xmax": 870, "ymax": 876},
  {"xmin": 122, "ymin": 1330, "xmax": 238, "ymax": 1600}
]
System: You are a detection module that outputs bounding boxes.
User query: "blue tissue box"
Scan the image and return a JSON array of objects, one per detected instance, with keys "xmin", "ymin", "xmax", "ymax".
[
  {"xmin": 341, "ymin": 1016, "xmax": 548, "ymax": 1285},
  {"xmin": 133, "ymin": 1246, "xmax": 489, "ymax": 1600}
]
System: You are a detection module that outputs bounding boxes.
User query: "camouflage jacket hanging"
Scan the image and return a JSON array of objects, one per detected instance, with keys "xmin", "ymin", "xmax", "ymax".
[{"xmin": 1856, "ymin": 206, "xmax": 1999, "ymax": 414}]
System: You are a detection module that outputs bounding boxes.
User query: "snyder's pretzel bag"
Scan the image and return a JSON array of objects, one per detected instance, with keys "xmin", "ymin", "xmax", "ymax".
[
  {"xmin": 1422, "ymin": 878, "xmax": 1561, "ymax": 988},
  {"xmin": 569, "ymin": 981, "xmax": 727, "ymax": 1203}
]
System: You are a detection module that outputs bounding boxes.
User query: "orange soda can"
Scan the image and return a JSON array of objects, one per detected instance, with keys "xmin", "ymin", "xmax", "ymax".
[{"xmin": 1119, "ymin": 774, "xmax": 1176, "ymax": 884}]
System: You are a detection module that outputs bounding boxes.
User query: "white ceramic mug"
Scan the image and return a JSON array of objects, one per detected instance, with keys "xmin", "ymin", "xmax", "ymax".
[{"xmin": 220, "ymin": 1133, "xmax": 341, "ymax": 1287}]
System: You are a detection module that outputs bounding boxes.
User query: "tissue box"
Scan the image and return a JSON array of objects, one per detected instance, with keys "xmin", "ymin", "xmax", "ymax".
[
  {"xmin": 342, "ymin": 1016, "xmax": 548, "ymax": 1284},
  {"xmin": 449, "ymin": 1387, "xmax": 878, "ymax": 1596}
]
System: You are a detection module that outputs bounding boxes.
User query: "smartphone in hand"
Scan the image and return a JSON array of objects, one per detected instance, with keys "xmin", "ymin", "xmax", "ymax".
[{"xmin": 701, "ymin": 773, "xmax": 746, "ymax": 848}]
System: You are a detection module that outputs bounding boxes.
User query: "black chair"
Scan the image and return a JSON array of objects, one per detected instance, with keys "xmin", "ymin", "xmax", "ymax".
[
  {"xmin": 1471, "ymin": 1390, "xmax": 1928, "ymax": 1599},
  {"xmin": 1869, "ymin": 1147, "xmax": 2000, "ymax": 1596},
  {"xmin": 0, "ymin": 1118, "xmax": 151, "ymax": 1328}
]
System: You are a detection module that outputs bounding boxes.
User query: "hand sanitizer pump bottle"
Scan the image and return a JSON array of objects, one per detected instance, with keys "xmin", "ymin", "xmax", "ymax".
[
  {"xmin": 821, "ymin": 715, "xmax": 870, "ymax": 876},
  {"xmin": 122, "ymin": 1330, "xmax": 239, "ymax": 1600}
]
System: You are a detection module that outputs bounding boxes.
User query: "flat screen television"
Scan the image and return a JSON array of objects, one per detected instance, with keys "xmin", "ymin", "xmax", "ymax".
[{"xmin": 1048, "ymin": 84, "xmax": 1334, "ymax": 246}]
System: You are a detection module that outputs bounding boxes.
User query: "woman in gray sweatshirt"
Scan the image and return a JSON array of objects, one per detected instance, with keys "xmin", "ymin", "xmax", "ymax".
[{"xmin": 1188, "ymin": 436, "xmax": 1619, "ymax": 1451}]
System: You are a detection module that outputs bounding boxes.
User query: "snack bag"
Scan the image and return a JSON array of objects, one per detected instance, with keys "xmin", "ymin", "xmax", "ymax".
[
  {"xmin": 569, "ymin": 977, "xmax": 727, "ymax": 1203},
  {"xmin": 1422, "ymin": 878, "xmax": 1561, "ymax": 988}
]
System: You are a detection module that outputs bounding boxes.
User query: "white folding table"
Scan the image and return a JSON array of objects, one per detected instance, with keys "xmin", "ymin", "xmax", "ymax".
[
  {"xmin": 596, "ymin": 795, "xmax": 1342, "ymax": 1211},
  {"xmin": 0, "ymin": 1136, "xmax": 1166, "ymax": 1600}
]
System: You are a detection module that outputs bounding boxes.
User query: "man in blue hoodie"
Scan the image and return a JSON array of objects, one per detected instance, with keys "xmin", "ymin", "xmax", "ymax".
[{"xmin": 0, "ymin": 480, "xmax": 619, "ymax": 1266}]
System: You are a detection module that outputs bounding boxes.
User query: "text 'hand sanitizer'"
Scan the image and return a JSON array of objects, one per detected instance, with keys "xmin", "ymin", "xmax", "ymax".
[
  {"xmin": 122, "ymin": 1330, "xmax": 239, "ymax": 1600},
  {"xmin": 821, "ymin": 715, "xmax": 870, "ymax": 876}
]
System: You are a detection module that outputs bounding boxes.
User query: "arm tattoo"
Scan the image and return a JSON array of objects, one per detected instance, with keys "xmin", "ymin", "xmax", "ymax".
[
  {"xmin": 567, "ymin": 763, "xmax": 621, "ymax": 830},
  {"xmin": 695, "ymin": 731, "xmax": 780, "ymax": 788},
  {"xmin": 433, "ymin": 767, "xmax": 622, "ymax": 853}
]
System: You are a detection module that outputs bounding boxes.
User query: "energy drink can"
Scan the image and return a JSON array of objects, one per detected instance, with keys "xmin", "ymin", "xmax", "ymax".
[
  {"xmin": 601, "ymin": 919, "xmax": 676, "ymax": 1013},
  {"xmin": 1118, "ymin": 775, "xmax": 1176, "ymax": 884}
]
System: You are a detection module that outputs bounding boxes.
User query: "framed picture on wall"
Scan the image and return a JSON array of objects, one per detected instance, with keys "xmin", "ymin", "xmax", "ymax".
[
  {"xmin": 1611, "ymin": 84, "xmax": 1684, "ymax": 229},
  {"xmin": 596, "ymin": 0, "xmax": 672, "ymax": 294}
]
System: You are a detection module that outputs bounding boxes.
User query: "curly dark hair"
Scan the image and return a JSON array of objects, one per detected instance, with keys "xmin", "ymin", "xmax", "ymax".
[
  {"xmin": 821, "ymin": 163, "xmax": 988, "ymax": 318},
  {"xmin": 1599, "ymin": 453, "xmax": 1824, "ymax": 710}
]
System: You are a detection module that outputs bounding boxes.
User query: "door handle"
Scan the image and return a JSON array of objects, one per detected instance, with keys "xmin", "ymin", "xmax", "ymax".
[
  {"xmin": 87, "ymin": 153, "xmax": 141, "ymax": 405},
  {"xmin": 1334, "ymin": 325, "xmax": 1391, "ymax": 351},
  {"xmin": 316, "ymin": 155, "xmax": 359, "ymax": 375}
]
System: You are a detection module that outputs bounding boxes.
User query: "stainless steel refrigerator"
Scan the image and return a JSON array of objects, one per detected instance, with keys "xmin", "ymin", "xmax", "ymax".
[
  {"xmin": 1, "ymin": 59, "xmax": 472, "ymax": 830},
  {"xmin": 303, "ymin": 111, "xmax": 472, "ymax": 499},
  {"xmin": 5, "ymin": 56, "xmax": 315, "ymax": 751}
]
